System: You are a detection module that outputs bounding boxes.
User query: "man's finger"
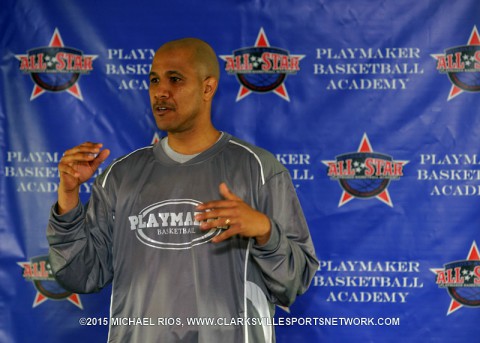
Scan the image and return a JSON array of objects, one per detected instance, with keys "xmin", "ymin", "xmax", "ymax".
[
  {"xmin": 91, "ymin": 149, "xmax": 111, "ymax": 169},
  {"xmin": 58, "ymin": 164, "xmax": 81, "ymax": 178},
  {"xmin": 64, "ymin": 142, "xmax": 102, "ymax": 155},
  {"xmin": 211, "ymin": 227, "xmax": 237, "ymax": 243},
  {"xmin": 196, "ymin": 200, "xmax": 233, "ymax": 211},
  {"xmin": 219, "ymin": 182, "xmax": 241, "ymax": 201}
]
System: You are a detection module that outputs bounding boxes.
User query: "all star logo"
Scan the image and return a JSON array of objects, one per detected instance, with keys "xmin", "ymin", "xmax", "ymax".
[
  {"xmin": 431, "ymin": 26, "xmax": 480, "ymax": 101},
  {"xmin": 15, "ymin": 28, "xmax": 98, "ymax": 101},
  {"xmin": 17, "ymin": 255, "xmax": 83, "ymax": 308},
  {"xmin": 322, "ymin": 133, "xmax": 408, "ymax": 207},
  {"xmin": 430, "ymin": 241, "xmax": 480, "ymax": 315},
  {"xmin": 220, "ymin": 28, "xmax": 305, "ymax": 101}
]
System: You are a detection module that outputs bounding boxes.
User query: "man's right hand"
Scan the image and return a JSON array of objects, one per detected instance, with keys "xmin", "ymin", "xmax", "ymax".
[{"xmin": 57, "ymin": 142, "xmax": 110, "ymax": 214}]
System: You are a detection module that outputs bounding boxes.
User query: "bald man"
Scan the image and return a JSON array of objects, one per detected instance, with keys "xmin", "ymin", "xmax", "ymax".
[{"xmin": 48, "ymin": 38, "xmax": 318, "ymax": 343}]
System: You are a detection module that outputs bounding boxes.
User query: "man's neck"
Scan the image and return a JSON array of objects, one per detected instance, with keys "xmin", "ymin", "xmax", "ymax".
[{"xmin": 167, "ymin": 127, "xmax": 221, "ymax": 155}]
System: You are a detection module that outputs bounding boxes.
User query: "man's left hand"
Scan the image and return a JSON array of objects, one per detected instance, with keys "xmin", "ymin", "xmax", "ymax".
[{"xmin": 196, "ymin": 183, "xmax": 271, "ymax": 245}]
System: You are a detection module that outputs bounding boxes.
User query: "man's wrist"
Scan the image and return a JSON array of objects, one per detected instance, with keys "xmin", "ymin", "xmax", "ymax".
[
  {"xmin": 255, "ymin": 231, "xmax": 271, "ymax": 246},
  {"xmin": 57, "ymin": 186, "xmax": 80, "ymax": 215},
  {"xmin": 254, "ymin": 215, "xmax": 272, "ymax": 246},
  {"xmin": 57, "ymin": 199, "xmax": 79, "ymax": 215}
]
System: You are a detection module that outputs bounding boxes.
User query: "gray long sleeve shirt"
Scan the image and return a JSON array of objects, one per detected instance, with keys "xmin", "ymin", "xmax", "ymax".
[{"xmin": 47, "ymin": 133, "xmax": 318, "ymax": 343}]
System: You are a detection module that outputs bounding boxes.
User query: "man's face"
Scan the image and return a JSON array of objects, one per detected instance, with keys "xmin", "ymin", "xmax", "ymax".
[{"xmin": 149, "ymin": 46, "xmax": 205, "ymax": 133}]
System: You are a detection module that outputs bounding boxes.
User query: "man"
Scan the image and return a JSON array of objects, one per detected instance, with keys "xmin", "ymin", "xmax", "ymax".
[{"xmin": 47, "ymin": 38, "xmax": 318, "ymax": 343}]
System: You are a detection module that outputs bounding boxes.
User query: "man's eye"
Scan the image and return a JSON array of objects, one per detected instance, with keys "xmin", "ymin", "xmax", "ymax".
[
  {"xmin": 150, "ymin": 77, "xmax": 159, "ymax": 84},
  {"xmin": 170, "ymin": 77, "xmax": 181, "ymax": 82}
]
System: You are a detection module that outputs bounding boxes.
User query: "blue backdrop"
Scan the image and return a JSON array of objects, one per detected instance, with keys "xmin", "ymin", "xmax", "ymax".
[{"xmin": 2, "ymin": 0, "xmax": 480, "ymax": 342}]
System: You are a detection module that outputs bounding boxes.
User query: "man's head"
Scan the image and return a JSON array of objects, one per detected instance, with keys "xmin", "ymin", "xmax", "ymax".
[
  {"xmin": 149, "ymin": 38, "xmax": 220, "ymax": 134},
  {"xmin": 159, "ymin": 38, "xmax": 220, "ymax": 82}
]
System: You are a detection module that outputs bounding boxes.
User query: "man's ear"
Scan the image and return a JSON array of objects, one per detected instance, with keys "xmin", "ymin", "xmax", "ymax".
[{"xmin": 203, "ymin": 76, "xmax": 218, "ymax": 100}]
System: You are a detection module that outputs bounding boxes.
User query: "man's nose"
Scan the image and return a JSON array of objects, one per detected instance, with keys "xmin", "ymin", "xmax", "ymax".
[{"xmin": 153, "ymin": 82, "xmax": 170, "ymax": 99}]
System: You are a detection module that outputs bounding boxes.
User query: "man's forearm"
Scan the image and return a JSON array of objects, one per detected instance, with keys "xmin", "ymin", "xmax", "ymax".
[{"xmin": 57, "ymin": 185, "xmax": 80, "ymax": 215}]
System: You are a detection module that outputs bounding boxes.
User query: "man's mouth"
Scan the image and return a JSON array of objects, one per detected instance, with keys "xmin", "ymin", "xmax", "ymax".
[{"xmin": 153, "ymin": 103, "xmax": 174, "ymax": 114}]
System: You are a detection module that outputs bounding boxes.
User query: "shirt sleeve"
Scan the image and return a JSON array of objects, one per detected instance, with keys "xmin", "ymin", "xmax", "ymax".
[
  {"xmin": 46, "ymin": 178, "xmax": 114, "ymax": 294},
  {"xmin": 249, "ymin": 170, "xmax": 319, "ymax": 307}
]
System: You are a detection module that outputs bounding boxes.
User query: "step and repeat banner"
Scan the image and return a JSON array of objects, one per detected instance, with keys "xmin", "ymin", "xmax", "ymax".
[{"xmin": 2, "ymin": 0, "xmax": 480, "ymax": 342}]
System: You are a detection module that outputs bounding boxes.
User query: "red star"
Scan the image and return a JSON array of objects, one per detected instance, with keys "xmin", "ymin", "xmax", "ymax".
[
  {"xmin": 220, "ymin": 28, "xmax": 304, "ymax": 102},
  {"xmin": 322, "ymin": 133, "xmax": 408, "ymax": 207},
  {"xmin": 17, "ymin": 261, "xmax": 83, "ymax": 309},
  {"xmin": 151, "ymin": 132, "xmax": 161, "ymax": 144},
  {"xmin": 15, "ymin": 28, "xmax": 97, "ymax": 101},
  {"xmin": 430, "ymin": 241, "xmax": 480, "ymax": 315},
  {"xmin": 32, "ymin": 291, "xmax": 83, "ymax": 309},
  {"xmin": 431, "ymin": 26, "xmax": 480, "ymax": 101}
]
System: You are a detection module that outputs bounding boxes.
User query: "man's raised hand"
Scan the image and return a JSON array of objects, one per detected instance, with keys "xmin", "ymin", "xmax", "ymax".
[{"xmin": 57, "ymin": 142, "xmax": 110, "ymax": 214}]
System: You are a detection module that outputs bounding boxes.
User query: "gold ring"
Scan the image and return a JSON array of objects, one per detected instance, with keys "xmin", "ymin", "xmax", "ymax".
[{"xmin": 225, "ymin": 218, "xmax": 231, "ymax": 226}]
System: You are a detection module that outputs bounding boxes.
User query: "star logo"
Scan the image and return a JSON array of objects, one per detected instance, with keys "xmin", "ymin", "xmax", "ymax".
[
  {"xmin": 17, "ymin": 255, "xmax": 83, "ymax": 309},
  {"xmin": 15, "ymin": 28, "xmax": 98, "ymax": 101},
  {"xmin": 322, "ymin": 133, "xmax": 408, "ymax": 207},
  {"xmin": 220, "ymin": 28, "xmax": 305, "ymax": 102},
  {"xmin": 152, "ymin": 132, "xmax": 161, "ymax": 144},
  {"xmin": 431, "ymin": 26, "xmax": 480, "ymax": 101},
  {"xmin": 430, "ymin": 241, "xmax": 480, "ymax": 315}
]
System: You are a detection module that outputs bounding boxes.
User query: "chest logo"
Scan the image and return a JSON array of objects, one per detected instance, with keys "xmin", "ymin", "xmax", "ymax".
[{"xmin": 128, "ymin": 199, "xmax": 220, "ymax": 250}]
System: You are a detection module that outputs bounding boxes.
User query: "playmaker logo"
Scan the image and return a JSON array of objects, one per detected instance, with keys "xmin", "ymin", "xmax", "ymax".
[
  {"xmin": 17, "ymin": 255, "xmax": 83, "ymax": 308},
  {"xmin": 431, "ymin": 26, "xmax": 480, "ymax": 101},
  {"xmin": 322, "ymin": 133, "xmax": 408, "ymax": 207},
  {"xmin": 129, "ymin": 199, "xmax": 222, "ymax": 250},
  {"xmin": 220, "ymin": 28, "xmax": 305, "ymax": 102},
  {"xmin": 431, "ymin": 241, "xmax": 480, "ymax": 315},
  {"xmin": 15, "ymin": 28, "xmax": 98, "ymax": 101}
]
